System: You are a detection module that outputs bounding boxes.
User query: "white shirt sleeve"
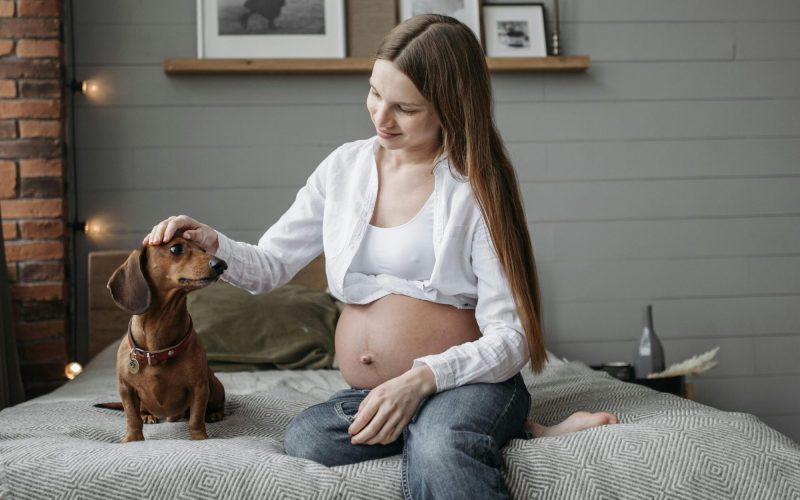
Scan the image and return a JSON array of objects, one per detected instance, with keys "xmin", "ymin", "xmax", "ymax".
[
  {"xmin": 214, "ymin": 155, "xmax": 329, "ymax": 294},
  {"xmin": 411, "ymin": 220, "xmax": 530, "ymax": 392}
]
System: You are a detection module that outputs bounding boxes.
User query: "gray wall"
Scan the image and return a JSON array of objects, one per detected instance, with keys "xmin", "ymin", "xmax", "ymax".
[{"xmin": 72, "ymin": 0, "xmax": 800, "ymax": 442}]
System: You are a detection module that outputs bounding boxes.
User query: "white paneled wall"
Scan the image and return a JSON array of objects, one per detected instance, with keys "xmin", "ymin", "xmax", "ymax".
[{"xmin": 72, "ymin": 0, "xmax": 800, "ymax": 441}]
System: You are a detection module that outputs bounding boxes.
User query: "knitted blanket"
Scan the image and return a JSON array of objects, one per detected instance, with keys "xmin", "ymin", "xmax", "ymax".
[{"xmin": 1, "ymin": 361, "xmax": 797, "ymax": 499}]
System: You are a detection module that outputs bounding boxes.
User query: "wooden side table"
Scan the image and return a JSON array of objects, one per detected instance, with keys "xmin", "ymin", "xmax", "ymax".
[
  {"xmin": 591, "ymin": 365, "xmax": 693, "ymax": 400},
  {"xmin": 631, "ymin": 376, "xmax": 692, "ymax": 400}
]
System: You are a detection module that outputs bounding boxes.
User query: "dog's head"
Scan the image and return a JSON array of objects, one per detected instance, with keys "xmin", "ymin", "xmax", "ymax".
[{"xmin": 107, "ymin": 237, "xmax": 228, "ymax": 314}]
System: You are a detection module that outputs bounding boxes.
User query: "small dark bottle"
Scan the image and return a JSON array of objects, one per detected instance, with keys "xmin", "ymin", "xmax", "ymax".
[{"xmin": 633, "ymin": 304, "xmax": 665, "ymax": 378}]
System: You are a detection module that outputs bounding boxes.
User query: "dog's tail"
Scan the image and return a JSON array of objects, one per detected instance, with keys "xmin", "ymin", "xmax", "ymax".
[{"xmin": 94, "ymin": 402, "xmax": 124, "ymax": 411}]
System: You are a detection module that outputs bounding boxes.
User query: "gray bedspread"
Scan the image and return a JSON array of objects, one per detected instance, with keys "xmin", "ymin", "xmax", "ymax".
[{"xmin": 1, "ymin": 347, "xmax": 798, "ymax": 499}]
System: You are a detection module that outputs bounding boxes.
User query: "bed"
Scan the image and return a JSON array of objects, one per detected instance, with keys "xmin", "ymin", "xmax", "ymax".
[{"xmin": 0, "ymin": 251, "xmax": 798, "ymax": 499}]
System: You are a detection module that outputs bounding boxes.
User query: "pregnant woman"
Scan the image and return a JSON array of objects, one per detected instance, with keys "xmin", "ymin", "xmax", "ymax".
[{"xmin": 145, "ymin": 14, "xmax": 617, "ymax": 500}]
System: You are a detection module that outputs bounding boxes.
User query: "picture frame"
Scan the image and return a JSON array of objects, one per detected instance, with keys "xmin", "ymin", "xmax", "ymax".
[
  {"xmin": 482, "ymin": 3, "xmax": 548, "ymax": 57},
  {"xmin": 197, "ymin": 0, "xmax": 346, "ymax": 58},
  {"xmin": 398, "ymin": 0, "xmax": 482, "ymax": 42},
  {"xmin": 346, "ymin": 0, "xmax": 398, "ymax": 57}
]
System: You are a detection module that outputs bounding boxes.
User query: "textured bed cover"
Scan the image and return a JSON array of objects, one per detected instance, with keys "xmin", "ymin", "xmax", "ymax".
[{"xmin": 1, "ymin": 343, "xmax": 798, "ymax": 499}]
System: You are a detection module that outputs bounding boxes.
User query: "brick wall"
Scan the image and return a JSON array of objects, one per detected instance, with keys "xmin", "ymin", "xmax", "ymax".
[{"xmin": 0, "ymin": 0, "xmax": 67, "ymax": 399}]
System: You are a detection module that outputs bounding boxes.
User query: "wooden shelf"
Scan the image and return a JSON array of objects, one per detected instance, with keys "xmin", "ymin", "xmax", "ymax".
[
  {"xmin": 488, "ymin": 56, "xmax": 590, "ymax": 72},
  {"xmin": 163, "ymin": 56, "xmax": 590, "ymax": 75}
]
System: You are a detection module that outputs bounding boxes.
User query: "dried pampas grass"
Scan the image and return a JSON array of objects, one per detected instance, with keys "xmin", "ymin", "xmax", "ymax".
[{"xmin": 647, "ymin": 347, "xmax": 720, "ymax": 379}]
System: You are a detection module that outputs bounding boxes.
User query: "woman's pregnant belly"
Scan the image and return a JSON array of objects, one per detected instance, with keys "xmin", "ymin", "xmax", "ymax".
[{"xmin": 335, "ymin": 294, "xmax": 481, "ymax": 389}]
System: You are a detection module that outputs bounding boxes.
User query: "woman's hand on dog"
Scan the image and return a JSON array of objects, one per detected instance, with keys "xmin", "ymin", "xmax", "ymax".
[
  {"xmin": 348, "ymin": 365, "xmax": 437, "ymax": 445},
  {"xmin": 143, "ymin": 215, "xmax": 220, "ymax": 254}
]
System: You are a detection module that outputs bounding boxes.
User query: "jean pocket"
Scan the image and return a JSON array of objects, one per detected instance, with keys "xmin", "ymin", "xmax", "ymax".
[{"xmin": 334, "ymin": 400, "xmax": 361, "ymax": 424}]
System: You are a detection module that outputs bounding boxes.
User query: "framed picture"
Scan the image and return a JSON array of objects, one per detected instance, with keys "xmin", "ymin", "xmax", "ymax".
[
  {"xmin": 399, "ymin": 0, "xmax": 481, "ymax": 42},
  {"xmin": 482, "ymin": 3, "xmax": 548, "ymax": 57},
  {"xmin": 346, "ymin": 0, "xmax": 398, "ymax": 57},
  {"xmin": 197, "ymin": 0, "xmax": 346, "ymax": 58}
]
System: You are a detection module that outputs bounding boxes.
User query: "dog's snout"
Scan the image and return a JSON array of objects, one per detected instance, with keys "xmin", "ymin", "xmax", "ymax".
[{"xmin": 209, "ymin": 257, "xmax": 227, "ymax": 275}]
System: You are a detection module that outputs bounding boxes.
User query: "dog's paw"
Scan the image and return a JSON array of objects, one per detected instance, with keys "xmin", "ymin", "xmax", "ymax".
[
  {"xmin": 122, "ymin": 431, "xmax": 144, "ymax": 443},
  {"xmin": 189, "ymin": 430, "xmax": 209, "ymax": 440},
  {"xmin": 141, "ymin": 414, "xmax": 160, "ymax": 424}
]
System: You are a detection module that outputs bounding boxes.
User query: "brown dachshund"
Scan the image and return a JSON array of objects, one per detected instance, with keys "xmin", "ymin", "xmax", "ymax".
[{"xmin": 107, "ymin": 237, "xmax": 226, "ymax": 442}]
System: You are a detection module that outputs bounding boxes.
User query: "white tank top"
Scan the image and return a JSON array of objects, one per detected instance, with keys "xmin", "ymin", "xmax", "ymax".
[{"xmin": 349, "ymin": 193, "xmax": 435, "ymax": 281}]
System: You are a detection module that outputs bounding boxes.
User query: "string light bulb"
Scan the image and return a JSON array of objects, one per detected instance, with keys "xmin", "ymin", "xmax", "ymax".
[
  {"xmin": 84, "ymin": 219, "xmax": 103, "ymax": 236},
  {"xmin": 70, "ymin": 219, "xmax": 103, "ymax": 237},
  {"xmin": 64, "ymin": 361, "xmax": 83, "ymax": 380},
  {"xmin": 83, "ymin": 80, "xmax": 99, "ymax": 96},
  {"xmin": 69, "ymin": 79, "xmax": 99, "ymax": 97}
]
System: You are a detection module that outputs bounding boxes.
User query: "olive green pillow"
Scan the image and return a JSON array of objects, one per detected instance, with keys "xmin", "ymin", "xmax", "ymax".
[{"xmin": 187, "ymin": 281, "xmax": 339, "ymax": 370}]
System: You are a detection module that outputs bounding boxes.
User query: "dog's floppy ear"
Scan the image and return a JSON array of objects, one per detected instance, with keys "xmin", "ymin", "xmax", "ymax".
[{"xmin": 107, "ymin": 246, "xmax": 152, "ymax": 315}]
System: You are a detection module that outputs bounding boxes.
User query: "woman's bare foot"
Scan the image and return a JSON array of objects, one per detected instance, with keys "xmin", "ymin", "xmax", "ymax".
[{"xmin": 526, "ymin": 411, "xmax": 619, "ymax": 438}]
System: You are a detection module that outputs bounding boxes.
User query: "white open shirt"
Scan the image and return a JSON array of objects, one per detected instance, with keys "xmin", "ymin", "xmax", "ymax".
[{"xmin": 215, "ymin": 137, "xmax": 530, "ymax": 392}]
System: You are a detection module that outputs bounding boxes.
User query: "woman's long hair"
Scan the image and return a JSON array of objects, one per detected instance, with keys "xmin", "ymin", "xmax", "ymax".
[{"xmin": 375, "ymin": 14, "xmax": 547, "ymax": 373}]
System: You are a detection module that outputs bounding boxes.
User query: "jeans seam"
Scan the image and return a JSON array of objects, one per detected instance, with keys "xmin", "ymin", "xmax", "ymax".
[
  {"xmin": 401, "ymin": 427, "xmax": 412, "ymax": 500},
  {"xmin": 488, "ymin": 375, "xmax": 520, "ymax": 437}
]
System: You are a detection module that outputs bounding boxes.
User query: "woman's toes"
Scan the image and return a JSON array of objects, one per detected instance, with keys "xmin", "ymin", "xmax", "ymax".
[
  {"xmin": 604, "ymin": 412, "xmax": 619, "ymax": 425},
  {"xmin": 529, "ymin": 411, "xmax": 620, "ymax": 438},
  {"xmin": 577, "ymin": 411, "xmax": 619, "ymax": 428}
]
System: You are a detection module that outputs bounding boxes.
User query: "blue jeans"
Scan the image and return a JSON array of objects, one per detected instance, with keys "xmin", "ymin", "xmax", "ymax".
[{"xmin": 284, "ymin": 373, "xmax": 531, "ymax": 500}]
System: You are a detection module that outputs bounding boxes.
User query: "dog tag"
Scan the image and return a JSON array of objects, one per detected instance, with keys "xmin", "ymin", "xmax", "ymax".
[{"xmin": 128, "ymin": 357, "xmax": 140, "ymax": 374}]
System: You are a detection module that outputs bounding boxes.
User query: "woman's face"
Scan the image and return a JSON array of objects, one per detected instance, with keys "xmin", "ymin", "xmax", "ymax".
[{"xmin": 367, "ymin": 59, "xmax": 442, "ymax": 156}]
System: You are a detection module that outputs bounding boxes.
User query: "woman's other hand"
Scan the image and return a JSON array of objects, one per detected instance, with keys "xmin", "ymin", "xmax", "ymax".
[
  {"xmin": 348, "ymin": 365, "xmax": 437, "ymax": 445},
  {"xmin": 142, "ymin": 215, "xmax": 220, "ymax": 254}
]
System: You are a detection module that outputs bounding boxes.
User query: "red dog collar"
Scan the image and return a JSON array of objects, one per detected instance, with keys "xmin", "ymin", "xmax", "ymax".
[{"xmin": 127, "ymin": 321, "xmax": 196, "ymax": 367}]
